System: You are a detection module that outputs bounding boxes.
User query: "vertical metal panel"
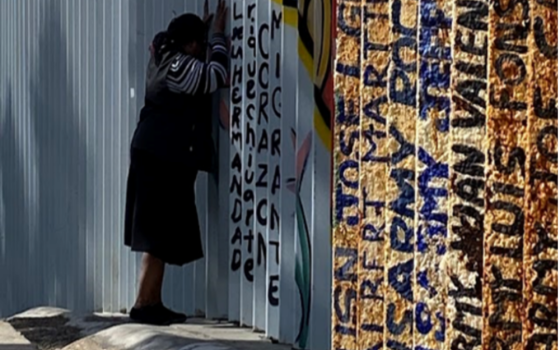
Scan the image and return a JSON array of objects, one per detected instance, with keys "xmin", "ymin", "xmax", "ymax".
[
  {"xmin": 278, "ymin": 3, "xmax": 298, "ymax": 344},
  {"xmin": 0, "ymin": 1, "xmax": 335, "ymax": 349},
  {"xmin": 266, "ymin": 0, "xmax": 283, "ymax": 339},
  {"xmin": 228, "ymin": 0, "xmax": 243, "ymax": 324},
  {"xmin": 253, "ymin": 0, "xmax": 269, "ymax": 333}
]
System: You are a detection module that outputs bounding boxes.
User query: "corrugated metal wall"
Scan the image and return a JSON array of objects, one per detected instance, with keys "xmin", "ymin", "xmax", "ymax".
[{"xmin": 0, "ymin": 1, "xmax": 333, "ymax": 349}]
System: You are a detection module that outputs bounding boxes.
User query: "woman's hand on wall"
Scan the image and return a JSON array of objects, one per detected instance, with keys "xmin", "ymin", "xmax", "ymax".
[
  {"xmin": 203, "ymin": 0, "xmax": 214, "ymax": 29},
  {"xmin": 213, "ymin": 0, "xmax": 228, "ymax": 34}
]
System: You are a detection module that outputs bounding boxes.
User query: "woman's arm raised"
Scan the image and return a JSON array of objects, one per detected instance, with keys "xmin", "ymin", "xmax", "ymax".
[{"xmin": 166, "ymin": 32, "xmax": 228, "ymax": 95}]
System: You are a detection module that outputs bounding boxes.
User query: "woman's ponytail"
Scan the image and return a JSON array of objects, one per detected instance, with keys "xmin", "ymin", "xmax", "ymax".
[{"xmin": 150, "ymin": 31, "xmax": 170, "ymax": 65}]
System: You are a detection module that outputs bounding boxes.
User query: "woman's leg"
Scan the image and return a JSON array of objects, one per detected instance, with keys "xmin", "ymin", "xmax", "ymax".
[
  {"xmin": 130, "ymin": 252, "xmax": 187, "ymax": 325},
  {"xmin": 134, "ymin": 252, "xmax": 165, "ymax": 308}
]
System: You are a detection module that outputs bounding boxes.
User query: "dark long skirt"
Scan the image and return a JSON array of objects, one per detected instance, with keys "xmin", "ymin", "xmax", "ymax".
[{"xmin": 124, "ymin": 147, "xmax": 203, "ymax": 266}]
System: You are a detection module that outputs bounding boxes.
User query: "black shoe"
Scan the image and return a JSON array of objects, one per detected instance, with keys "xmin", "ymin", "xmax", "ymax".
[
  {"xmin": 130, "ymin": 304, "xmax": 173, "ymax": 326},
  {"xmin": 156, "ymin": 303, "xmax": 187, "ymax": 324}
]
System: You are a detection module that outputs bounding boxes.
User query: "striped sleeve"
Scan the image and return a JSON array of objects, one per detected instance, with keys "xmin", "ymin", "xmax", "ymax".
[{"xmin": 167, "ymin": 33, "xmax": 229, "ymax": 95}]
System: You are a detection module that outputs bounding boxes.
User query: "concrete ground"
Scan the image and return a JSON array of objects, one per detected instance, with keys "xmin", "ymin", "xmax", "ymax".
[{"xmin": 0, "ymin": 307, "xmax": 291, "ymax": 350}]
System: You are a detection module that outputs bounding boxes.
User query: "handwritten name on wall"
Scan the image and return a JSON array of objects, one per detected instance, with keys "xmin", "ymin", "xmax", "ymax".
[
  {"xmin": 415, "ymin": 0, "xmax": 452, "ymax": 349},
  {"xmin": 523, "ymin": 1, "xmax": 558, "ymax": 349},
  {"xmin": 333, "ymin": 1, "xmax": 361, "ymax": 349},
  {"xmin": 385, "ymin": 0, "xmax": 418, "ymax": 349},
  {"xmin": 229, "ymin": 0, "xmax": 282, "ymax": 309},
  {"xmin": 357, "ymin": 0, "xmax": 391, "ymax": 349},
  {"xmin": 447, "ymin": 0, "xmax": 488, "ymax": 348},
  {"xmin": 483, "ymin": 1, "xmax": 532, "ymax": 348}
]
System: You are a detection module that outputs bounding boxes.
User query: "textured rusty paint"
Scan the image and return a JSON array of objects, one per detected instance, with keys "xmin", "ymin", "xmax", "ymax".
[
  {"xmin": 483, "ymin": 1, "xmax": 531, "ymax": 350},
  {"xmin": 523, "ymin": 1, "xmax": 558, "ymax": 349},
  {"xmin": 357, "ymin": 0, "xmax": 391, "ymax": 349},
  {"xmin": 446, "ymin": 0, "xmax": 488, "ymax": 348},
  {"xmin": 414, "ymin": 0, "xmax": 452, "ymax": 348},
  {"xmin": 332, "ymin": 1, "xmax": 361, "ymax": 350},
  {"xmin": 385, "ymin": 0, "xmax": 418, "ymax": 349}
]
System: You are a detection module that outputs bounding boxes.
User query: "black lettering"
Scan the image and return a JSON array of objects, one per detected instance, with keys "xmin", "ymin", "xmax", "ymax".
[
  {"xmin": 495, "ymin": 53, "xmax": 527, "ymax": 85},
  {"xmin": 231, "ymin": 226, "xmax": 243, "ymax": 245},
  {"xmin": 231, "ymin": 45, "xmax": 243, "ymax": 60},
  {"xmin": 269, "ymin": 240, "xmax": 279, "ymax": 265},
  {"xmin": 457, "ymin": 0, "xmax": 488, "ymax": 31},
  {"xmin": 533, "ymin": 222, "xmax": 558, "ymax": 255},
  {"xmin": 268, "ymin": 275, "xmax": 280, "ymax": 306},
  {"xmin": 258, "ymin": 92, "xmax": 269, "ymax": 125},
  {"xmin": 256, "ymin": 164, "xmax": 268, "ymax": 188},
  {"xmin": 456, "ymin": 79, "xmax": 486, "ymax": 107},
  {"xmin": 256, "ymin": 199, "xmax": 268, "ymax": 226},
  {"xmin": 489, "ymin": 266, "xmax": 522, "ymax": 332},
  {"xmin": 257, "ymin": 129, "xmax": 268, "ymax": 153},
  {"xmin": 245, "ymin": 120, "xmax": 256, "ymax": 148},
  {"xmin": 233, "ymin": 2, "xmax": 243, "ymax": 20},
  {"xmin": 244, "ymin": 258, "xmax": 254, "ymax": 282},
  {"xmin": 257, "ymin": 232, "xmax": 267, "ymax": 265},
  {"xmin": 451, "ymin": 204, "xmax": 484, "ymax": 275},
  {"xmin": 452, "ymin": 95, "xmax": 486, "ymax": 128},
  {"xmin": 527, "ymin": 333, "xmax": 557, "ymax": 350},
  {"xmin": 452, "ymin": 144, "xmax": 485, "ymax": 177},
  {"xmin": 272, "ymin": 87, "xmax": 281, "ymax": 118},
  {"xmin": 452, "ymin": 335, "xmax": 479, "ymax": 350},
  {"xmin": 232, "ymin": 106, "xmax": 242, "ymax": 129},
  {"xmin": 231, "ymin": 152, "xmax": 242, "ymax": 172},
  {"xmin": 534, "ymin": 86, "xmax": 558, "ymax": 119},
  {"xmin": 537, "ymin": 126, "xmax": 558, "ymax": 163},
  {"xmin": 271, "ymin": 129, "xmax": 281, "ymax": 156},
  {"xmin": 528, "ymin": 302, "xmax": 557, "ymax": 329},
  {"xmin": 271, "ymin": 165, "xmax": 281, "ymax": 195},
  {"xmin": 271, "ymin": 10, "xmax": 282, "ymax": 39},
  {"xmin": 244, "ymin": 155, "xmax": 254, "ymax": 184},
  {"xmin": 490, "ymin": 200, "xmax": 523, "ymax": 237},
  {"xmin": 492, "ymin": 182, "xmax": 525, "ymax": 197},
  {"xmin": 449, "ymin": 275, "xmax": 480, "ymax": 299},
  {"xmin": 489, "ymin": 84, "xmax": 528, "ymax": 111},
  {"xmin": 230, "ymin": 199, "xmax": 243, "ymax": 223},
  {"xmin": 232, "ymin": 65, "xmax": 243, "ymax": 87},
  {"xmin": 258, "ymin": 24, "xmax": 270, "ymax": 59},
  {"xmin": 533, "ymin": 259, "xmax": 558, "ymax": 296},
  {"xmin": 493, "ymin": 141, "xmax": 526, "ymax": 176},
  {"xmin": 243, "ymin": 228, "xmax": 254, "ymax": 252},
  {"xmin": 452, "ymin": 301, "xmax": 483, "ymax": 344},
  {"xmin": 270, "ymin": 203, "xmax": 280, "ymax": 231},
  {"xmin": 231, "ymin": 249, "xmax": 242, "ymax": 271},
  {"xmin": 455, "ymin": 178, "xmax": 485, "ymax": 207},
  {"xmin": 230, "ymin": 172, "xmax": 242, "ymax": 196},
  {"xmin": 534, "ymin": 16, "xmax": 558, "ymax": 59},
  {"xmin": 246, "ymin": 80, "xmax": 256, "ymax": 100}
]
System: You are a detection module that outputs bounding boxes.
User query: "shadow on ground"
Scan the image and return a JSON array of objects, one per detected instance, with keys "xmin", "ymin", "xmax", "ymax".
[
  {"xmin": 7, "ymin": 311, "xmax": 287, "ymax": 350},
  {"xmin": 8, "ymin": 314, "xmax": 130, "ymax": 350},
  {"xmin": 8, "ymin": 316, "xmax": 83, "ymax": 350}
]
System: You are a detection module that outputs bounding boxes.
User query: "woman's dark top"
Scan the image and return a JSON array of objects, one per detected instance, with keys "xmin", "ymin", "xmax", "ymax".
[{"xmin": 131, "ymin": 32, "xmax": 228, "ymax": 171}]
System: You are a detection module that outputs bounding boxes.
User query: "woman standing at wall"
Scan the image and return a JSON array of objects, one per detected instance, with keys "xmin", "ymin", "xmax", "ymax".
[{"xmin": 123, "ymin": 0, "xmax": 229, "ymax": 325}]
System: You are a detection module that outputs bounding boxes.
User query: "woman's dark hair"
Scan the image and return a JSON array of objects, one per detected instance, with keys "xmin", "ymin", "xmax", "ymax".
[{"xmin": 151, "ymin": 13, "xmax": 207, "ymax": 64}]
